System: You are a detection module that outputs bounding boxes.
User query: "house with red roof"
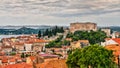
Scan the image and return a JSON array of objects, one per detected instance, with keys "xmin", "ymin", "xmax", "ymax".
[
  {"xmin": 36, "ymin": 59, "xmax": 67, "ymax": 68},
  {"xmin": 105, "ymin": 44, "xmax": 120, "ymax": 64},
  {"xmin": 26, "ymin": 56, "xmax": 36, "ymax": 65},
  {"xmin": 104, "ymin": 38, "xmax": 120, "ymax": 46},
  {"xmin": 2, "ymin": 46, "xmax": 12, "ymax": 53},
  {"xmin": 0, "ymin": 62, "xmax": 33, "ymax": 68},
  {"xmin": 40, "ymin": 53, "xmax": 59, "ymax": 62}
]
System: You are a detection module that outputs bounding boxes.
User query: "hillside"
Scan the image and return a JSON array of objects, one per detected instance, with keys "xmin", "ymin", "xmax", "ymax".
[
  {"xmin": 110, "ymin": 26, "xmax": 120, "ymax": 32},
  {"xmin": 0, "ymin": 27, "xmax": 49, "ymax": 35}
]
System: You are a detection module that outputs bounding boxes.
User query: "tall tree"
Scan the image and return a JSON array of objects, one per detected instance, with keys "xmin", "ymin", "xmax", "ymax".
[
  {"xmin": 38, "ymin": 30, "xmax": 41, "ymax": 38},
  {"xmin": 44, "ymin": 29, "xmax": 49, "ymax": 36},
  {"xmin": 67, "ymin": 44, "xmax": 117, "ymax": 68},
  {"xmin": 60, "ymin": 27, "xmax": 64, "ymax": 33}
]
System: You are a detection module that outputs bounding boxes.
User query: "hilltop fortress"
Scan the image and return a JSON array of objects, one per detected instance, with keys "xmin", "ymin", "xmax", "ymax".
[{"xmin": 70, "ymin": 22, "xmax": 97, "ymax": 33}]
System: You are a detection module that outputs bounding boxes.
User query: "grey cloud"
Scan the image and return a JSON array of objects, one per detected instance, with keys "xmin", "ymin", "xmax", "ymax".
[{"xmin": 0, "ymin": 0, "xmax": 119, "ymax": 17}]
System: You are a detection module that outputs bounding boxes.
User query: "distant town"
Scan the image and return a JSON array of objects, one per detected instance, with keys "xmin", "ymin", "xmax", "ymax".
[{"xmin": 0, "ymin": 22, "xmax": 120, "ymax": 68}]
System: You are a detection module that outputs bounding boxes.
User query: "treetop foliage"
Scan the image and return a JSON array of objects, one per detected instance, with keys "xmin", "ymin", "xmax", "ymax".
[
  {"xmin": 43, "ymin": 26, "xmax": 64, "ymax": 37},
  {"xmin": 66, "ymin": 30, "xmax": 107, "ymax": 44},
  {"xmin": 67, "ymin": 44, "xmax": 117, "ymax": 68}
]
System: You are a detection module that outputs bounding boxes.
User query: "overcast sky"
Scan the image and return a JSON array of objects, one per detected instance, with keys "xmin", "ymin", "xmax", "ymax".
[{"xmin": 0, "ymin": 0, "xmax": 119, "ymax": 26}]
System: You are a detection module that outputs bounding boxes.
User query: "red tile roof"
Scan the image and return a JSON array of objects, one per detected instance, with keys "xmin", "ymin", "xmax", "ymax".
[
  {"xmin": 40, "ymin": 54, "xmax": 58, "ymax": 58},
  {"xmin": 1, "ymin": 62, "xmax": 33, "ymax": 68},
  {"xmin": 29, "ymin": 56, "xmax": 36, "ymax": 61},
  {"xmin": 112, "ymin": 38, "xmax": 120, "ymax": 44},
  {"xmin": 34, "ymin": 39, "xmax": 47, "ymax": 43},
  {"xmin": 2, "ymin": 58, "xmax": 8, "ymax": 63},
  {"xmin": 36, "ymin": 59, "xmax": 67, "ymax": 68},
  {"xmin": 9, "ymin": 58, "xmax": 16, "ymax": 62},
  {"xmin": 105, "ymin": 44, "xmax": 120, "ymax": 64}
]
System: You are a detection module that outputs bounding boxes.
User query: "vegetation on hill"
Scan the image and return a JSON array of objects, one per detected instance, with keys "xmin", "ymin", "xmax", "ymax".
[
  {"xmin": 0, "ymin": 26, "xmax": 65, "ymax": 35},
  {"xmin": 45, "ymin": 35, "xmax": 70, "ymax": 48},
  {"xmin": 67, "ymin": 44, "xmax": 117, "ymax": 68},
  {"xmin": 110, "ymin": 26, "xmax": 120, "ymax": 32},
  {"xmin": 66, "ymin": 30, "xmax": 107, "ymax": 44},
  {"xmin": 42, "ymin": 26, "xmax": 64, "ymax": 37},
  {"xmin": 0, "ymin": 27, "xmax": 40, "ymax": 35},
  {"xmin": 13, "ymin": 27, "xmax": 39, "ymax": 34}
]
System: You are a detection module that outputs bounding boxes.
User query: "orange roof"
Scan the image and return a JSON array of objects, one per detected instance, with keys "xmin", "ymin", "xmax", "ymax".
[
  {"xmin": 25, "ymin": 41, "xmax": 33, "ymax": 44},
  {"xmin": 36, "ymin": 59, "xmax": 67, "ymax": 68},
  {"xmin": 3, "ymin": 62, "xmax": 33, "ymax": 68},
  {"xmin": 105, "ymin": 45, "xmax": 120, "ymax": 64},
  {"xmin": 114, "ymin": 51, "xmax": 120, "ymax": 56},
  {"xmin": 2, "ymin": 58, "xmax": 8, "ymax": 63},
  {"xmin": 2, "ymin": 46, "xmax": 12, "ymax": 49},
  {"xmin": 0, "ymin": 56, "xmax": 2, "ymax": 59},
  {"xmin": 29, "ymin": 56, "xmax": 36, "ymax": 61},
  {"xmin": 14, "ymin": 42, "xmax": 24, "ymax": 45},
  {"xmin": 105, "ymin": 44, "xmax": 120, "ymax": 51},
  {"xmin": 0, "ymin": 52, "xmax": 5, "ymax": 55},
  {"xmin": 34, "ymin": 39, "xmax": 47, "ymax": 43},
  {"xmin": 9, "ymin": 58, "xmax": 16, "ymax": 62},
  {"xmin": 105, "ymin": 45, "xmax": 120, "ymax": 56},
  {"xmin": 112, "ymin": 38, "xmax": 120, "ymax": 44}
]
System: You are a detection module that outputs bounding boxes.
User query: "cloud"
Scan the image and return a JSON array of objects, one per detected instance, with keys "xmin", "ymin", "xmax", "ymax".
[{"xmin": 0, "ymin": 0, "xmax": 119, "ymax": 17}]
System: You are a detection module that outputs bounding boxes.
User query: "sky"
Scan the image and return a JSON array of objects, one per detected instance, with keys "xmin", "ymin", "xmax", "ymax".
[{"xmin": 0, "ymin": 0, "xmax": 120, "ymax": 26}]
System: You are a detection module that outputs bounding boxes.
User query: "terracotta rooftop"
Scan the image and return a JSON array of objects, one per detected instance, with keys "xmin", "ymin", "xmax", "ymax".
[
  {"xmin": 29, "ymin": 56, "xmax": 36, "ymax": 61},
  {"xmin": 40, "ymin": 54, "xmax": 58, "ymax": 59},
  {"xmin": 2, "ymin": 46, "xmax": 12, "ymax": 49},
  {"xmin": 112, "ymin": 38, "xmax": 120, "ymax": 44},
  {"xmin": 36, "ymin": 59, "xmax": 67, "ymax": 68},
  {"xmin": 105, "ymin": 44, "xmax": 120, "ymax": 64},
  {"xmin": 34, "ymin": 39, "xmax": 47, "ymax": 43},
  {"xmin": 1, "ymin": 62, "xmax": 33, "ymax": 68},
  {"xmin": 2, "ymin": 57, "xmax": 8, "ymax": 63}
]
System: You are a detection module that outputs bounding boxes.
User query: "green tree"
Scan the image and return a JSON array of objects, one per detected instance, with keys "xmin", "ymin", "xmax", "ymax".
[
  {"xmin": 45, "ymin": 35, "xmax": 63, "ymax": 48},
  {"xmin": 67, "ymin": 30, "xmax": 107, "ymax": 44},
  {"xmin": 63, "ymin": 40, "xmax": 70, "ymax": 45},
  {"xmin": 66, "ymin": 32, "xmax": 73, "ymax": 38},
  {"xmin": 38, "ymin": 30, "xmax": 41, "ymax": 38},
  {"xmin": 21, "ymin": 53, "xmax": 25, "ymax": 58},
  {"xmin": 10, "ymin": 52, "xmax": 16, "ymax": 56},
  {"xmin": 48, "ymin": 30, "xmax": 53, "ymax": 38},
  {"xmin": 45, "ymin": 29, "xmax": 49, "ymax": 36},
  {"xmin": 42, "ymin": 26, "xmax": 65, "ymax": 37},
  {"xmin": 67, "ymin": 44, "xmax": 117, "ymax": 68},
  {"xmin": 25, "ymin": 54, "xmax": 31, "ymax": 57},
  {"xmin": 60, "ymin": 27, "xmax": 64, "ymax": 33}
]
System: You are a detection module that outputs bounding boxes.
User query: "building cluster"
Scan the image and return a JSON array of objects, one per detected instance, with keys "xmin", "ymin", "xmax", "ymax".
[
  {"xmin": 0, "ymin": 35, "xmax": 49, "ymax": 53},
  {"xmin": 69, "ymin": 22, "xmax": 120, "ymax": 64},
  {"xmin": 0, "ymin": 22, "xmax": 120, "ymax": 68},
  {"xmin": 0, "ymin": 34, "xmax": 70, "ymax": 68}
]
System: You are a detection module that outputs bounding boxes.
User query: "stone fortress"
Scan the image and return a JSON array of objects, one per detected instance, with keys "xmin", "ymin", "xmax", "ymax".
[{"xmin": 70, "ymin": 22, "xmax": 97, "ymax": 33}]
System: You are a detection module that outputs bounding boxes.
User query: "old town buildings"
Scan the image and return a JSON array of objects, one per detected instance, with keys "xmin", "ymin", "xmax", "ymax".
[{"xmin": 0, "ymin": 22, "xmax": 120, "ymax": 68}]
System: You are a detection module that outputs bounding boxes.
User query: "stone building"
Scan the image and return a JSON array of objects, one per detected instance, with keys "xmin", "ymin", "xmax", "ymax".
[
  {"xmin": 101, "ymin": 27, "xmax": 111, "ymax": 37},
  {"xmin": 70, "ymin": 40, "xmax": 90, "ymax": 49},
  {"xmin": 70, "ymin": 22, "xmax": 97, "ymax": 33}
]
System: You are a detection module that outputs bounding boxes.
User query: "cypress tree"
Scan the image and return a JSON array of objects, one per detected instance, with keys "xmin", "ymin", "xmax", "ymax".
[{"xmin": 38, "ymin": 30, "xmax": 41, "ymax": 38}]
